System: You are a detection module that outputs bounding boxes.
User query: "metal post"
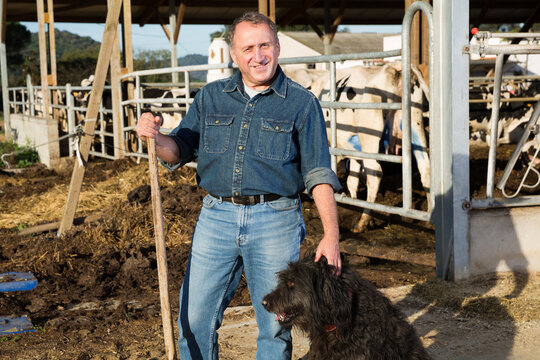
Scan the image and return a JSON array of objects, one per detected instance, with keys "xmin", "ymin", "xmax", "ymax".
[
  {"xmin": 432, "ymin": 0, "xmax": 470, "ymax": 280},
  {"xmin": 66, "ymin": 83, "xmax": 75, "ymax": 156},
  {"xmin": 27, "ymin": 75, "xmax": 35, "ymax": 117},
  {"xmin": 329, "ymin": 61, "xmax": 337, "ymax": 172},
  {"xmin": 486, "ymin": 54, "xmax": 504, "ymax": 198},
  {"xmin": 0, "ymin": 42, "xmax": 10, "ymax": 139},
  {"xmin": 169, "ymin": 0, "xmax": 178, "ymax": 84}
]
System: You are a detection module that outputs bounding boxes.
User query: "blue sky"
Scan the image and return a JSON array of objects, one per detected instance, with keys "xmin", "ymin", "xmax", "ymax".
[{"xmin": 21, "ymin": 22, "xmax": 400, "ymax": 57}]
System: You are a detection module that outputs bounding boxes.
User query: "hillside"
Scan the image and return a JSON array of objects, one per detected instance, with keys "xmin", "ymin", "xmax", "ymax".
[
  {"xmin": 17, "ymin": 29, "xmax": 208, "ymax": 85},
  {"xmin": 23, "ymin": 30, "xmax": 101, "ymax": 61}
]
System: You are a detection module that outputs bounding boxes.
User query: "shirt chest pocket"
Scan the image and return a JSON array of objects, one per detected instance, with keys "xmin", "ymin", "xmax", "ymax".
[
  {"xmin": 257, "ymin": 118, "xmax": 294, "ymax": 161},
  {"xmin": 204, "ymin": 114, "xmax": 234, "ymax": 153}
]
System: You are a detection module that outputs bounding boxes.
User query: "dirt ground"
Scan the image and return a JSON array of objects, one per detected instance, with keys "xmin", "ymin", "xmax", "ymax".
[{"xmin": 1, "ymin": 144, "xmax": 540, "ymax": 359}]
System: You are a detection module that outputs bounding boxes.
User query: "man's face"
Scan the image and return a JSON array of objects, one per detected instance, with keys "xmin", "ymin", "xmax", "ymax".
[{"xmin": 229, "ymin": 21, "xmax": 280, "ymax": 91}]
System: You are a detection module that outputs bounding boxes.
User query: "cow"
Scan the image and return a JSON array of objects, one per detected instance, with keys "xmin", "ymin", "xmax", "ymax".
[{"xmin": 286, "ymin": 63, "xmax": 430, "ymax": 232}]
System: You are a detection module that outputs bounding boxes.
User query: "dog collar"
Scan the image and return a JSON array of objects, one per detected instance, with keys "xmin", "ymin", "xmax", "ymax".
[{"xmin": 324, "ymin": 324, "xmax": 337, "ymax": 332}]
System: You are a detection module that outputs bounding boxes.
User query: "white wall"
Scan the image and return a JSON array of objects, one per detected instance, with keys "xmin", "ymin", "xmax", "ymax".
[
  {"xmin": 469, "ymin": 207, "xmax": 540, "ymax": 275},
  {"xmin": 9, "ymin": 114, "xmax": 60, "ymax": 168}
]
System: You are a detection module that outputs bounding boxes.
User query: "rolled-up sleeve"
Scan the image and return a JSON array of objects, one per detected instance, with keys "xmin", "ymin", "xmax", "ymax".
[
  {"xmin": 158, "ymin": 91, "xmax": 202, "ymax": 171},
  {"xmin": 298, "ymin": 96, "xmax": 342, "ymax": 195},
  {"xmin": 304, "ymin": 167, "xmax": 341, "ymax": 195}
]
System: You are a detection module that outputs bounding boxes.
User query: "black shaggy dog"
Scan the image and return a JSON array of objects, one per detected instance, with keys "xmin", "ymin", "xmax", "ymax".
[{"xmin": 262, "ymin": 254, "xmax": 432, "ymax": 360}]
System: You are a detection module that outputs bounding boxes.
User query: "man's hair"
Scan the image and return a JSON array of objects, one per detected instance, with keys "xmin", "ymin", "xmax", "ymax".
[{"xmin": 229, "ymin": 11, "xmax": 278, "ymax": 46}]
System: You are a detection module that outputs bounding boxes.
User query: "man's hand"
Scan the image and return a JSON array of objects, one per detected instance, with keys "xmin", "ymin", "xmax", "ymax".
[
  {"xmin": 315, "ymin": 236, "xmax": 341, "ymax": 275},
  {"xmin": 135, "ymin": 112, "xmax": 162, "ymax": 141}
]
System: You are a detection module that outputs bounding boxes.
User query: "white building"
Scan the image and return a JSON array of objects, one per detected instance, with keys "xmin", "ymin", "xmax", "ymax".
[{"xmin": 277, "ymin": 31, "xmax": 399, "ymax": 71}]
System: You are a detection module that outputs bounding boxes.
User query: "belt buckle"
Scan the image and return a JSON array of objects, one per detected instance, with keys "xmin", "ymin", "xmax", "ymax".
[{"xmin": 232, "ymin": 195, "xmax": 257, "ymax": 205}]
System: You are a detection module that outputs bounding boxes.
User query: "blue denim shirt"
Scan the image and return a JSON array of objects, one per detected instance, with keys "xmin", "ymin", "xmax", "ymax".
[{"xmin": 161, "ymin": 66, "xmax": 341, "ymax": 197}]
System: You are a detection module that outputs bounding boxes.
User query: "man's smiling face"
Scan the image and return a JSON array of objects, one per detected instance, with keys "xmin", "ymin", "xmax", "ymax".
[{"xmin": 229, "ymin": 21, "xmax": 281, "ymax": 91}]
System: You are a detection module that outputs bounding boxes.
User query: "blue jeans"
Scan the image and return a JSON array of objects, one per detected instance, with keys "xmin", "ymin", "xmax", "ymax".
[{"xmin": 178, "ymin": 194, "xmax": 305, "ymax": 360}]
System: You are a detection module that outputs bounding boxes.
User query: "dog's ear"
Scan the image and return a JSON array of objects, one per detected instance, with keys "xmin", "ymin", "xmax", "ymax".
[{"xmin": 318, "ymin": 255, "xmax": 328, "ymax": 265}]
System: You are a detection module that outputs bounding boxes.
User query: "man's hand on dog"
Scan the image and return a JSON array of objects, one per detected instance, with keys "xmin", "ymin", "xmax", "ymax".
[{"xmin": 315, "ymin": 237, "xmax": 342, "ymax": 276}]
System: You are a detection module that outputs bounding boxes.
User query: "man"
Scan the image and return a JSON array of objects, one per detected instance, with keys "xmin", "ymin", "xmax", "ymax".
[{"xmin": 136, "ymin": 11, "xmax": 341, "ymax": 360}]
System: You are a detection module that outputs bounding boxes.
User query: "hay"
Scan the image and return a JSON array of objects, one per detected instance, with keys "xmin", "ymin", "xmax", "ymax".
[
  {"xmin": 411, "ymin": 272, "xmax": 540, "ymax": 322},
  {"xmin": 0, "ymin": 161, "xmax": 190, "ymax": 230}
]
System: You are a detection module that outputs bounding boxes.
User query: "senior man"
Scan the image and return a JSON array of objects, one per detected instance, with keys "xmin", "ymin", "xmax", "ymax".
[{"xmin": 136, "ymin": 11, "xmax": 341, "ymax": 360}]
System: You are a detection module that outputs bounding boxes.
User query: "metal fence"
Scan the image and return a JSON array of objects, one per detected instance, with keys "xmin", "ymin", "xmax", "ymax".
[
  {"xmin": 7, "ymin": 80, "xmax": 115, "ymax": 160},
  {"xmin": 467, "ymin": 31, "xmax": 540, "ymax": 209}
]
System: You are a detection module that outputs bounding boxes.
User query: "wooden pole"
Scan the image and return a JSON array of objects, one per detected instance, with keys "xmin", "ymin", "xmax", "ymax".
[
  {"xmin": 58, "ymin": 0, "xmax": 123, "ymax": 235},
  {"xmin": 147, "ymin": 138, "xmax": 178, "ymax": 360},
  {"xmin": 110, "ymin": 25, "xmax": 123, "ymax": 159},
  {"xmin": 36, "ymin": 0, "xmax": 50, "ymax": 118},
  {"xmin": 121, "ymin": 0, "xmax": 138, "ymax": 154}
]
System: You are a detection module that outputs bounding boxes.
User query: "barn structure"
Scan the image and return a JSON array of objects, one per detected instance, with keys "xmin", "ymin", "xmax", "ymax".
[{"xmin": 1, "ymin": 0, "xmax": 540, "ymax": 283}]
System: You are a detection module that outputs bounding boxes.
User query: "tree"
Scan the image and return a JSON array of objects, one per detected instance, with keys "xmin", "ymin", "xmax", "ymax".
[{"xmin": 6, "ymin": 22, "xmax": 32, "ymax": 85}]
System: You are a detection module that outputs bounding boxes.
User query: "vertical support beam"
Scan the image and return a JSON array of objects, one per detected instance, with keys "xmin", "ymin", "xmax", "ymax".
[
  {"xmin": 323, "ymin": 0, "xmax": 331, "ymax": 55},
  {"xmin": 58, "ymin": 0, "xmax": 123, "ymax": 235},
  {"xmin": 110, "ymin": 26, "xmax": 123, "ymax": 159},
  {"xmin": 405, "ymin": 0, "xmax": 420, "ymax": 66},
  {"xmin": 173, "ymin": 1, "xmax": 186, "ymax": 45},
  {"xmin": 432, "ymin": 0, "xmax": 470, "ymax": 280},
  {"xmin": 46, "ymin": 0, "xmax": 57, "ymax": 87},
  {"xmin": 406, "ymin": 0, "xmax": 430, "ymax": 74},
  {"xmin": 46, "ymin": 0, "xmax": 60, "ymax": 124},
  {"xmin": 258, "ymin": 0, "xmax": 268, "ymax": 16},
  {"xmin": 168, "ymin": 0, "xmax": 178, "ymax": 84},
  {"xmin": 268, "ymin": 0, "xmax": 276, "ymax": 23},
  {"xmin": 122, "ymin": 0, "xmax": 137, "ymax": 153},
  {"xmin": 36, "ymin": 0, "xmax": 50, "ymax": 118},
  {"xmin": 0, "ymin": 0, "xmax": 10, "ymax": 138}
]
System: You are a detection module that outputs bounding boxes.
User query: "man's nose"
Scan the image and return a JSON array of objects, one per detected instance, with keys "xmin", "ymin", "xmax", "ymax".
[{"xmin": 254, "ymin": 48, "xmax": 265, "ymax": 62}]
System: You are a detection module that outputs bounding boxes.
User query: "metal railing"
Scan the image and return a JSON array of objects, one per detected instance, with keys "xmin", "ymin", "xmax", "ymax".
[
  {"xmin": 7, "ymin": 81, "xmax": 115, "ymax": 160},
  {"xmin": 467, "ymin": 31, "xmax": 540, "ymax": 209}
]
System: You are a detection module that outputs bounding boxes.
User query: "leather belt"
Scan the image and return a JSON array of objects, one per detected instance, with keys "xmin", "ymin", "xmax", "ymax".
[{"xmin": 210, "ymin": 193, "xmax": 283, "ymax": 205}]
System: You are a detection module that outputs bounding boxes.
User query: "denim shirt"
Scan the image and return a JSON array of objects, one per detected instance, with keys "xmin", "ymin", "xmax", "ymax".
[{"xmin": 161, "ymin": 66, "xmax": 341, "ymax": 197}]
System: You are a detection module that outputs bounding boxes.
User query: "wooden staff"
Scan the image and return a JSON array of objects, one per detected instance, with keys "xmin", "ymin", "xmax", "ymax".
[{"xmin": 147, "ymin": 138, "xmax": 178, "ymax": 360}]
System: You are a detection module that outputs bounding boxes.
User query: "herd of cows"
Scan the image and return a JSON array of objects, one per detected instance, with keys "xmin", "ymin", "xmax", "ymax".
[{"xmin": 11, "ymin": 60, "xmax": 540, "ymax": 230}]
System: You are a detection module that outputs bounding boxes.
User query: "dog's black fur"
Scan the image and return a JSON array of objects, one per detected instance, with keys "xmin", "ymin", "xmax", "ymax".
[{"xmin": 262, "ymin": 254, "xmax": 432, "ymax": 360}]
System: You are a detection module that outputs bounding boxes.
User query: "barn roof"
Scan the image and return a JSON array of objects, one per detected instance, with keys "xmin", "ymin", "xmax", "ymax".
[
  {"xmin": 5, "ymin": 1, "xmax": 540, "ymax": 27},
  {"xmin": 281, "ymin": 31, "xmax": 395, "ymax": 55}
]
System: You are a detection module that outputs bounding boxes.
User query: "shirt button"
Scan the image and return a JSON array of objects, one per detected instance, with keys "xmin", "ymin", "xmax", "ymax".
[
  {"xmin": 249, "ymin": 103, "xmax": 253, "ymax": 107},
  {"xmin": 275, "ymin": 126, "xmax": 279, "ymax": 131},
  {"xmin": 215, "ymin": 120, "xmax": 219, "ymax": 124},
  {"xmin": 238, "ymin": 145, "xmax": 243, "ymax": 150},
  {"xmin": 243, "ymin": 124, "xmax": 248, "ymax": 128},
  {"xmin": 234, "ymin": 192, "xmax": 239, "ymax": 196},
  {"xmin": 235, "ymin": 168, "xmax": 240, "ymax": 173}
]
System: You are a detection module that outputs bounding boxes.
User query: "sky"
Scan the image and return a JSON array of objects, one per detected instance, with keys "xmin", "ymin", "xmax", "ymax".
[{"xmin": 21, "ymin": 22, "xmax": 401, "ymax": 57}]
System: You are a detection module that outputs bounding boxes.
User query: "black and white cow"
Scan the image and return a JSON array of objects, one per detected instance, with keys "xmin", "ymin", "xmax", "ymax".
[{"xmin": 286, "ymin": 63, "xmax": 430, "ymax": 232}]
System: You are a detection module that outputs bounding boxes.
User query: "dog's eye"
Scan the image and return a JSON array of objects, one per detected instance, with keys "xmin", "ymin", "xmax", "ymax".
[{"xmin": 287, "ymin": 281, "xmax": 295, "ymax": 288}]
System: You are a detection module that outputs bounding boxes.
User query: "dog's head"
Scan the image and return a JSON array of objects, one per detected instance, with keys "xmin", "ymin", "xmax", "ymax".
[{"xmin": 262, "ymin": 254, "xmax": 353, "ymax": 336}]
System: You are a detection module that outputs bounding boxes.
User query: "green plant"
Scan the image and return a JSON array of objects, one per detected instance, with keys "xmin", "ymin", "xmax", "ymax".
[
  {"xmin": 0, "ymin": 335, "xmax": 21, "ymax": 342},
  {"xmin": 0, "ymin": 140, "xmax": 39, "ymax": 168}
]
